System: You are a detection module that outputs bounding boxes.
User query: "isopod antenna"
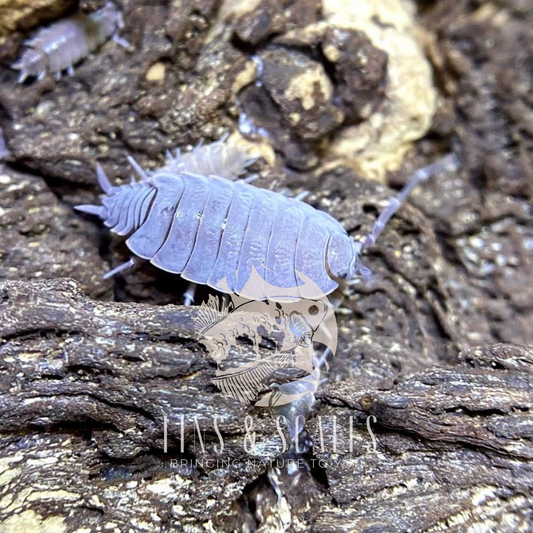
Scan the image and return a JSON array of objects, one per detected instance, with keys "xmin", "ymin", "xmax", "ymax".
[{"xmin": 361, "ymin": 153, "xmax": 459, "ymax": 250}]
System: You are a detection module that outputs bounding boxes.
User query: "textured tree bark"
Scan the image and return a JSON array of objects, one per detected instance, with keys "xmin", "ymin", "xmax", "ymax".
[
  {"xmin": 1, "ymin": 281, "xmax": 532, "ymax": 531},
  {"xmin": 0, "ymin": 0, "xmax": 532, "ymax": 531}
]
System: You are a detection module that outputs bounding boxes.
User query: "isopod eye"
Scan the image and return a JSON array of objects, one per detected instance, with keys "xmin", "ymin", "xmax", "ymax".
[
  {"xmin": 308, "ymin": 305, "xmax": 319, "ymax": 316},
  {"xmin": 326, "ymin": 233, "xmax": 358, "ymax": 282}
]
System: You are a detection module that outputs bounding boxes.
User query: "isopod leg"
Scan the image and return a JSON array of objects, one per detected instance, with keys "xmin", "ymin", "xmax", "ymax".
[
  {"xmin": 67, "ymin": 66, "xmax": 74, "ymax": 77},
  {"xmin": 75, "ymin": 204, "xmax": 104, "ymax": 217},
  {"xmin": 11, "ymin": 62, "xmax": 29, "ymax": 84},
  {"xmin": 96, "ymin": 164, "xmax": 114, "ymax": 193},
  {"xmin": 293, "ymin": 190, "xmax": 310, "ymax": 202},
  {"xmin": 274, "ymin": 188, "xmax": 310, "ymax": 201},
  {"xmin": 103, "ymin": 258, "xmax": 136, "ymax": 280},
  {"xmin": 241, "ymin": 174, "xmax": 259, "ymax": 184},
  {"xmin": 352, "ymin": 262, "xmax": 373, "ymax": 284},
  {"xmin": 17, "ymin": 70, "xmax": 29, "ymax": 83},
  {"xmin": 127, "ymin": 156, "xmax": 149, "ymax": 181},
  {"xmin": 313, "ymin": 346, "xmax": 332, "ymax": 373},
  {"xmin": 362, "ymin": 153, "xmax": 459, "ymax": 250},
  {"xmin": 112, "ymin": 34, "xmax": 132, "ymax": 49},
  {"xmin": 183, "ymin": 283, "xmax": 197, "ymax": 307},
  {"xmin": 0, "ymin": 126, "xmax": 9, "ymax": 160}
]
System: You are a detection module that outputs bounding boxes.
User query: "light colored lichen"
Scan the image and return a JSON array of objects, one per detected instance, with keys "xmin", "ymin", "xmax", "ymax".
[
  {"xmin": 286, "ymin": 66, "xmax": 334, "ymax": 112},
  {"xmin": 0, "ymin": 509, "xmax": 66, "ymax": 533},
  {"xmin": 231, "ymin": 59, "xmax": 258, "ymax": 94},
  {"xmin": 229, "ymin": 131, "xmax": 276, "ymax": 167},
  {"xmin": 206, "ymin": 0, "xmax": 263, "ymax": 42},
  {"xmin": 204, "ymin": 0, "xmax": 436, "ymax": 181},
  {"xmin": 322, "ymin": 0, "xmax": 437, "ymax": 180}
]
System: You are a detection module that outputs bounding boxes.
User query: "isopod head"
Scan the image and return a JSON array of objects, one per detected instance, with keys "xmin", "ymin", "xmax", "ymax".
[
  {"xmin": 326, "ymin": 233, "xmax": 359, "ymax": 282},
  {"xmin": 92, "ymin": 2, "xmax": 124, "ymax": 39}
]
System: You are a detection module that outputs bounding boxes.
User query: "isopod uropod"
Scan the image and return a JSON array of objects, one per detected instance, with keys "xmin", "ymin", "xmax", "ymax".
[
  {"xmin": 75, "ymin": 136, "xmax": 458, "ymax": 300},
  {"xmin": 11, "ymin": 2, "xmax": 128, "ymax": 83}
]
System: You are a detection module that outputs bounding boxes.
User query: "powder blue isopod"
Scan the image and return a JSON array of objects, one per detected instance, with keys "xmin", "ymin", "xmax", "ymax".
[
  {"xmin": 76, "ymin": 136, "xmax": 458, "ymax": 301},
  {"xmin": 12, "ymin": 2, "xmax": 128, "ymax": 83}
]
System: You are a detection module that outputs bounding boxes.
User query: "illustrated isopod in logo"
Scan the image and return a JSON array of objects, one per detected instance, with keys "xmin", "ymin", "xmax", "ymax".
[{"xmin": 194, "ymin": 267, "xmax": 338, "ymax": 407}]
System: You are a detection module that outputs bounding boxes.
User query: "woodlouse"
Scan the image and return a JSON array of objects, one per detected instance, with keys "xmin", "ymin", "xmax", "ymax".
[
  {"xmin": 159, "ymin": 135, "xmax": 257, "ymax": 181},
  {"xmin": 75, "ymin": 137, "xmax": 458, "ymax": 300},
  {"xmin": 11, "ymin": 2, "xmax": 128, "ymax": 83}
]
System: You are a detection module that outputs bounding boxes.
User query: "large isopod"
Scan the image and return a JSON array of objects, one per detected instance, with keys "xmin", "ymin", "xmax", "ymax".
[{"xmin": 76, "ymin": 136, "xmax": 457, "ymax": 300}]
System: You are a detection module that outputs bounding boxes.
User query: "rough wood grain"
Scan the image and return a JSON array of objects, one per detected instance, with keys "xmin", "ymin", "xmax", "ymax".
[{"xmin": 0, "ymin": 0, "xmax": 532, "ymax": 531}]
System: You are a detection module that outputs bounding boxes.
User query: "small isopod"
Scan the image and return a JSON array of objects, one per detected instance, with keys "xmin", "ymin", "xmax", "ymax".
[
  {"xmin": 11, "ymin": 2, "xmax": 128, "ymax": 83},
  {"xmin": 75, "ymin": 136, "xmax": 458, "ymax": 300}
]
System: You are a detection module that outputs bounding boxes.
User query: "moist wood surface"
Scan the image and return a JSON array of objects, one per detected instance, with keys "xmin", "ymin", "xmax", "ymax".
[{"xmin": 0, "ymin": 0, "xmax": 532, "ymax": 531}]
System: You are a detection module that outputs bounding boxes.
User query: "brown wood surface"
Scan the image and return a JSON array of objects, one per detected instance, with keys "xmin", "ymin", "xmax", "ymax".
[{"xmin": 0, "ymin": 0, "xmax": 532, "ymax": 531}]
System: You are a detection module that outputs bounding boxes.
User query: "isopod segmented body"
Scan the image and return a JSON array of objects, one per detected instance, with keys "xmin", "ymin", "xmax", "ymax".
[
  {"xmin": 159, "ymin": 136, "xmax": 257, "ymax": 180},
  {"xmin": 76, "ymin": 137, "xmax": 458, "ymax": 299},
  {"xmin": 12, "ymin": 2, "xmax": 127, "ymax": 83}
]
